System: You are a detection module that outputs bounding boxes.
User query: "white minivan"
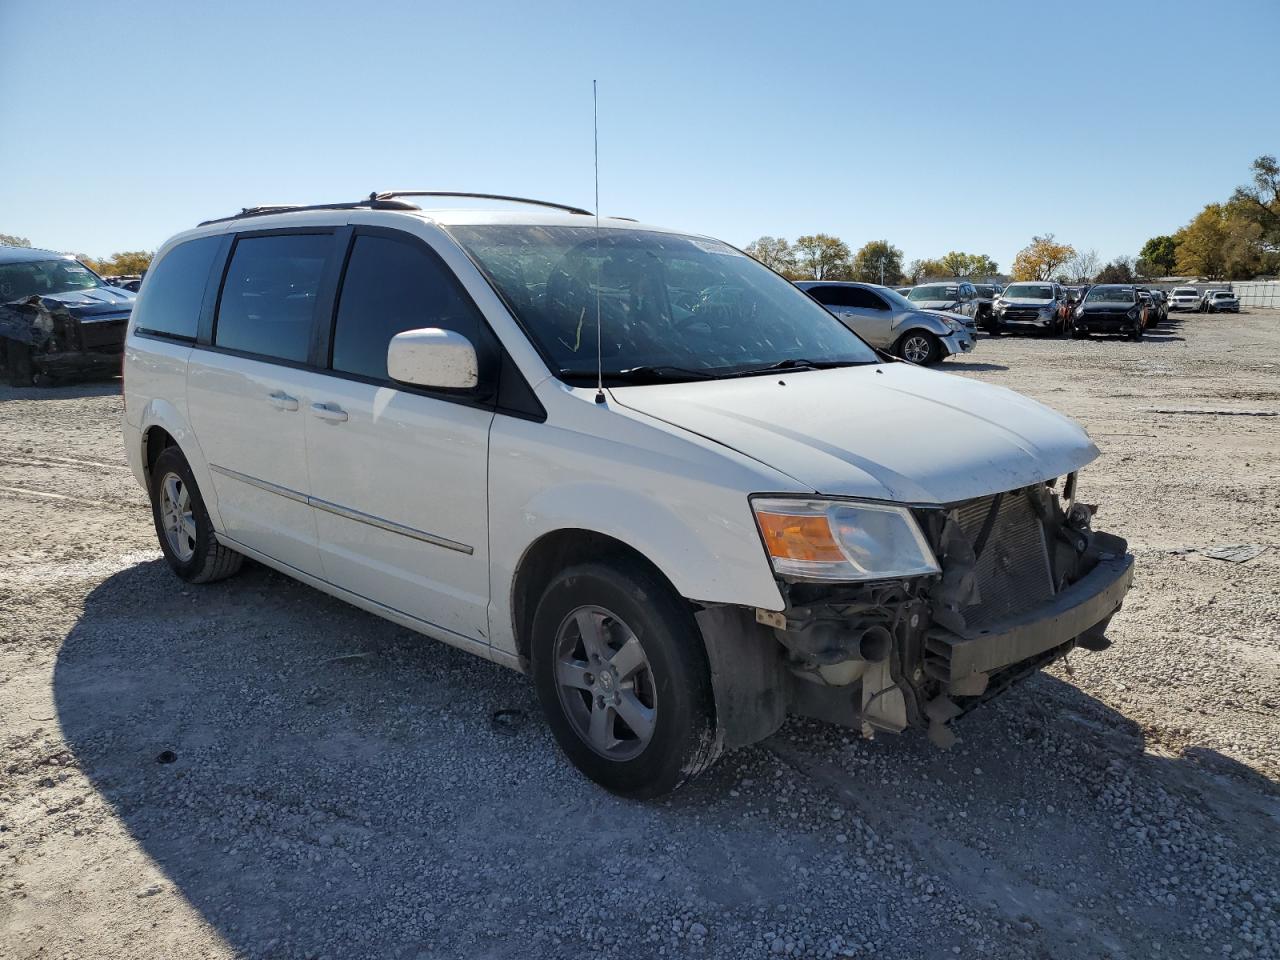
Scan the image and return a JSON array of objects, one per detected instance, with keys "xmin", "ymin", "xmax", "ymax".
[{"xmin": 123, "ymin": 192, "xmax": 1134, "ymax": 797}]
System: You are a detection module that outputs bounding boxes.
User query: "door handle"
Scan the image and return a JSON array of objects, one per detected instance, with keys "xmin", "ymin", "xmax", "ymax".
[
  {"xmin": 311, "ymin": 402, "xmax": 348, "ymax": 423},
  {"xmin": 268, "ymin": 391, "xmax": 299, "ymax": 412}
]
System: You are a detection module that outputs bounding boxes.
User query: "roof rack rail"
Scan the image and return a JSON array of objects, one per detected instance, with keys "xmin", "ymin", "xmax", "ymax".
[
  {"xmin": 197, "ymin": 190, "xmax": 593, "ymax": 228},
  {"xmin": 198, "ymin": 196, "xmax": 420, "ymax": 227},
  {"xmin": 373, "ymin": 191, "xmax": 593, "ymax": 216}
]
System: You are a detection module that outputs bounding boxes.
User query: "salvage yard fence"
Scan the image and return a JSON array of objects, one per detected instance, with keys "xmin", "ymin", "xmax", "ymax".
[{"xmin": 1231, "ymin": 281, "xmax": 1280, "ymax": 309}]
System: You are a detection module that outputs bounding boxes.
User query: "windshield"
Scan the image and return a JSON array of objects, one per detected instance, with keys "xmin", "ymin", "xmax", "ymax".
[
  {"xmin": 1003, "ymin": 284, "xmax": 1053, "ymax": 300},
  {"xmin": 1085, "ymin": 286, "xmax": 1134, "ymax": 303},
  {"xmin": 0, "ymin": 258, "xmax": 105, "ymax": 302},
  {"xmin": 1212, "ymin": 291, "xmax": 1234, "ymax": 298},
  {"xmin": 907, "ymin": 285, "xmax": 958, "ymax": 302},
  {"xmin": 1173, "ymin": 288, "xmax": 1198, "ymax": 296},
  {"xmin": 448, "ymin": 225, "xmax": 879, "ymax": 382},
  {"xmin": 877, "ymin": 286, "xmax": 918, "ymax": 311}
]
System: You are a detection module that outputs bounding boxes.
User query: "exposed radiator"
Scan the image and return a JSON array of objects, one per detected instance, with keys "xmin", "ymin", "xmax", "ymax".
[{"xmin": 951, "ymin": 489, "xmax": 1054, "ymax": 629}]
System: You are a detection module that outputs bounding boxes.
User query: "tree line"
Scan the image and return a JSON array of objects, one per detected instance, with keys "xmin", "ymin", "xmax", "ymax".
[
  {"xmin": 744, "ymin": 153, "xmax": 1280, "ymax": 286},
  {"xmin": 743, "ymin": 235, "xmax": 1000, "ymax": 286}
]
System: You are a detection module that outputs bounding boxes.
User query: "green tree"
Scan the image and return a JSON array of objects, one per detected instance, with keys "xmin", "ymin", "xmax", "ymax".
[
  {"xmin": 1012, "ymin": 234, "xmax": 1076, "ymax": 280},
  {"xmin": 1230, "ymin": 154, "xmax": 1280, "ymax": 254},
  {"xmin": 1, "ymin": 233, "xmax": 32, "ymax": 248},
  {"xmin": 909, "ymin": 257, "xmax": 949, "ymax": 282},
  {"xmin": 792, "ymin": 234, "xmax": 852, "ymax": 280},
  {"xmin": 1139, "ymin": 235, "xmax": 1179, "ymax": 276},
  {"xmin": 851, "ymin": 240, "xmax": 904, "ymax": 285},
  {"xmin": 1095, "ymin": 257, "xmax": 1134, "ymax": 284},
  {"xmin": 743, "ymin": 236, "xmax": 797, "ymax": 276},
  {"xmin": 96, "ymin": 251, "xmax": 153, "ymax": 276}
]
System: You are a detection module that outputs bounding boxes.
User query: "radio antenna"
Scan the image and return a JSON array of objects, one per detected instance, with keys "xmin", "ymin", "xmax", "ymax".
[{"xmin": 593, "ymin": 79, "xmax": 605, "ymax": 405}]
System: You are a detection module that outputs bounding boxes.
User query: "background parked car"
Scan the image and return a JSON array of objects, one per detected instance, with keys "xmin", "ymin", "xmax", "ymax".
[
  {"xmin": 905, "ymin": 281, "xmax": 982, "ymax": 323},
  {"xmin": 0, "ymin": 246, "xmax": 134, "ymax": 385},
  {"xmin": 1168, "ymin": 287, "xmax": 1201, "ymax": 311},
  {"xmin": 1135, "ymin": 287, "xmax": 1166, "ymax": 328},
  {"xmin": 1203, "ymin": 290, "xmax": 1240, "ymax": 313},
  {"xmin": 990, "ymin": 281, "xmax": 1069, "ymax": 336},
  {"xmin": 796, "ymin": 280, "xmax": 975, "ymax": 365},
  {"xmin": 1072, "ymin": 284, "xmax": 1147, "ymax": 340}
]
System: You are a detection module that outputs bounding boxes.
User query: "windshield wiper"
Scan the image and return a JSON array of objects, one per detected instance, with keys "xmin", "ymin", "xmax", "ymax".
[
  {"xmin": 558, "ymin": 365, "xmax": 716, "ymax": 385},
  {"xmin": 722, "ymin": 358, "xmax": 873, "ymax": 378}
]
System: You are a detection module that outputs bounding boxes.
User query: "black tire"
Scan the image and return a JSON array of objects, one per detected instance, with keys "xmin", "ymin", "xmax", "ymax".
[
  {"xmin": 149, "ymin": 446, "xmax": 243, "ymax": 583},
  {"xmin": 3, "ymin": 339, "xmax": 36, "ymax": 387},
  {"xmin": 530, "ymin": 558, "xmax": 719, "ymax": 798},
  {"xmin": 896, "ymin": 330, "xmax": 942, "ymax": 365}
]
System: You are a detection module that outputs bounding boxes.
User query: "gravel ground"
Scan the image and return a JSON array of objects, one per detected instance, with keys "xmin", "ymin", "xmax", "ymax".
[{"xmin": 1, "ymin": 309, "xmax": 1278, "ymax": 960}]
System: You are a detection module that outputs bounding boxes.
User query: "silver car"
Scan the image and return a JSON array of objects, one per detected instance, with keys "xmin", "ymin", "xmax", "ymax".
[
  {"xmin": 1204, "ymin": 290, "xmax": 1240, "ymax": 313},
  {"xmin": 1168, "ymin": 287, "xmax": 1201, "ymax": 311},
  {"xmin": 796, "ymin": 281, "xmax": 976, "ymax": 365}
]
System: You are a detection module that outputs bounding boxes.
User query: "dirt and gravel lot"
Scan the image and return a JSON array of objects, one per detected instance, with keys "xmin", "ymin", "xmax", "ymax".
[{"xmin": 1, "ymin": 309, "xmax": 1278, "ymax": 960}]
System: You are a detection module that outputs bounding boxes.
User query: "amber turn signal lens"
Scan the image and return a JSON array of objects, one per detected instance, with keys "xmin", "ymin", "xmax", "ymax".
[{"xmin": 755, "ymin": 511, "xmax": 845, "ymax": 563}]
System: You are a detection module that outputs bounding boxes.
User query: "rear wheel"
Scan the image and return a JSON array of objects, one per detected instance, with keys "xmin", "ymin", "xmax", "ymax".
[
  {"xmin": 149, "ymin": 446, "xmax": 243, "ymax": 583},
  {"xmin": 530, "ymin": 559, "xmax": 719, "ymax": 798},
  {"xmin": 897, "ymin": 330, "xmax": 942, "ymax": 365}
]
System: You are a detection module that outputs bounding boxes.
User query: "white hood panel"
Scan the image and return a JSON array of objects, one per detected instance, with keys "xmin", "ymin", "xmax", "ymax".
[{"xmin": 612, "ymin": 363, "xmax": 1098, "ymax": 504}]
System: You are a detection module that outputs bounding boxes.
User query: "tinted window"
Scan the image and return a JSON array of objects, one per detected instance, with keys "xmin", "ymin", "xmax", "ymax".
[
  {"xmin": 331, "ymin": 234, "xmax": 486, "ymax": 381},
  {"xmin": 130, "ymin": 237, "xmax": 220, "ymax": 339},
  {"xmin": 215, "ymin": 234, "xmax": 331, "ymax": 362},
  {"xmin": 847, "ymin": 287, "xmax": 888, "ymax": 310},
  {"xmin": 807, "ymin": 285, "xmax": 855, "ymax": 308}
]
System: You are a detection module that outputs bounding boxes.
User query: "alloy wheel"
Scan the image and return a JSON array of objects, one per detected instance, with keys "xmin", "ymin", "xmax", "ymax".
[
  {"xmin": 902, "ymin": 335, "xmax": 932, "ymax": 364},
  {"xmin": 553, "ymin": 605, "xmax": 658, "ymax": 760},
  {"xmin": 159, "ymin": 472, "xmax": 197, "ymax": 562}
]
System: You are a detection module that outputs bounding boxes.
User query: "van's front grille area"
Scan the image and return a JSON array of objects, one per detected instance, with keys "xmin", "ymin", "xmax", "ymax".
[{"xmin": 950, "ymin": 490, "xmax": 1054, "ymax": 630}]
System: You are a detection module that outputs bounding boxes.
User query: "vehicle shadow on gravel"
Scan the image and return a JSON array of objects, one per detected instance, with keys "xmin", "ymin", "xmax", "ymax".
[
  {"xmin": 0, "ymin": 379, "xmax": 120, "ymax": 403},
  {"xmin": 941, "ymin": 361, "xmax": 1009, "ymax": 372},
  {"xmin": 54, "ymin": 557, "xmax": 1280, "ymax": 958}
]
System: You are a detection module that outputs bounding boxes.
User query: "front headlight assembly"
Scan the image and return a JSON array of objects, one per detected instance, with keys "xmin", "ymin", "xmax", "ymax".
[{"xmin": 752, "ymin": 497, "xmax": 941, "ymax": 581}]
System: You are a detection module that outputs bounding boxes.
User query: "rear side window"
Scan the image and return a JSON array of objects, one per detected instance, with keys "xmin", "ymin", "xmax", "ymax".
[
  {"xmin": 130, "ymin": 236, "xmax": 221, "ymax": 340},
  {"xmin": 330, "ymin": 234, "xmax": 487, "ymax": 382},
  {"xmin": 215, "ymin": 234, "xmax": 332, "ymax": 362},
  {"xmin": 807, "ymin": 285, "xmax": 853, "ymax": 308}
]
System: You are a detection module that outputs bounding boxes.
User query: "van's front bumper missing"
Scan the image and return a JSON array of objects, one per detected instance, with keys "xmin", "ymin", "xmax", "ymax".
[
  {"xmin": 924, "ymin": 542, "xmax": 1133, "ymax": 688},
  {"xmin": 696, "ymin": 485, "xmax": 1136, "ymax": 752}
]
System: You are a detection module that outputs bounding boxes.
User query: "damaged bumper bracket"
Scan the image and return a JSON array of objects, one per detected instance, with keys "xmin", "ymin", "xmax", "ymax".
[{"xmin": 924, "ymin": 545, "xmax": 1135, "ymax": 686}]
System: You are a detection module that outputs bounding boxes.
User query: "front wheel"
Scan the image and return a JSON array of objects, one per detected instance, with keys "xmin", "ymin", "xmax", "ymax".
[
  {"xmin": 3, "ymin": 339, "xmax": 36, "ymax": 387},
  {"xmin": 530, "ymin": 559, "xmax": 719, "ymax": 798},
  {"xmin": 897, "ymin": 330, "xmax": 942, "ymax": 365},
  {"xmin": 149, "ymin": 446, "xmax": 244, "ymax": 583}
]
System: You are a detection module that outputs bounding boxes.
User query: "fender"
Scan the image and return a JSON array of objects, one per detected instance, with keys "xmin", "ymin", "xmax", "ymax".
[
  {"xmin": 136, "ymin": 397, "xmax": 224, "ymax": 529},
  {"xmin": 487, "ymin": 480, "xmax": 786, "ymax": 658}
]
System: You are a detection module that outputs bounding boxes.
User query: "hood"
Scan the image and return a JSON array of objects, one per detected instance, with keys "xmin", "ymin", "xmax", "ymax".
[
  {"xmin": 911, "ymin": 298, "xmax": 959, "ymax": 309},
  {"xmin": 611, "ymin": 363, "xmax": 1098, "ymax": 504},
  {"xmin": 998, "ymin": 297, "xmax": 1053, "ymax": 306},
  {"xmin": 35, "ymin": 285, "xmax": 135, "ymax": 318},
  {"xmin": 920, "ymin": 309, "xmax": 973, "ymax": 325}
]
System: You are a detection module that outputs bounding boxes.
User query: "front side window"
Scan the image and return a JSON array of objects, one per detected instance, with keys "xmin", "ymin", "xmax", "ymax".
[
  {"xmin": 331, "ymin": 234, "xmax": 487, "ymax": 381},
  {"xmin": 215, "ymin": 234, "xmax": 332, "ymax": 362},
  {"xmin": 0, "ymin": 258, "xmax": 105, "ymax": 302},
  {"xmin": 131, "ymin": 236, "xmax": 221, "ymax": 339},
  {"xmin": 447, "ymin": 225, "xmax": 877, "ymax": 383},
  {"xmin": 848, "ymin": 287, "xmax": 888, "ymax": 310}
]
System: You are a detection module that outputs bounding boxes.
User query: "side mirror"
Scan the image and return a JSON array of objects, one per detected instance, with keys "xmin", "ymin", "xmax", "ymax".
[{"xmin": 386, "ymin": 328, "xmax": 478, "ymax": 391}]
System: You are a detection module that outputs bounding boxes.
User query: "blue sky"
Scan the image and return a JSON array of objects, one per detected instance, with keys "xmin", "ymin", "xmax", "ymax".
[{"xmin": 2, "ymin": 0, "xmax": 1277, "ymax": 272}]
